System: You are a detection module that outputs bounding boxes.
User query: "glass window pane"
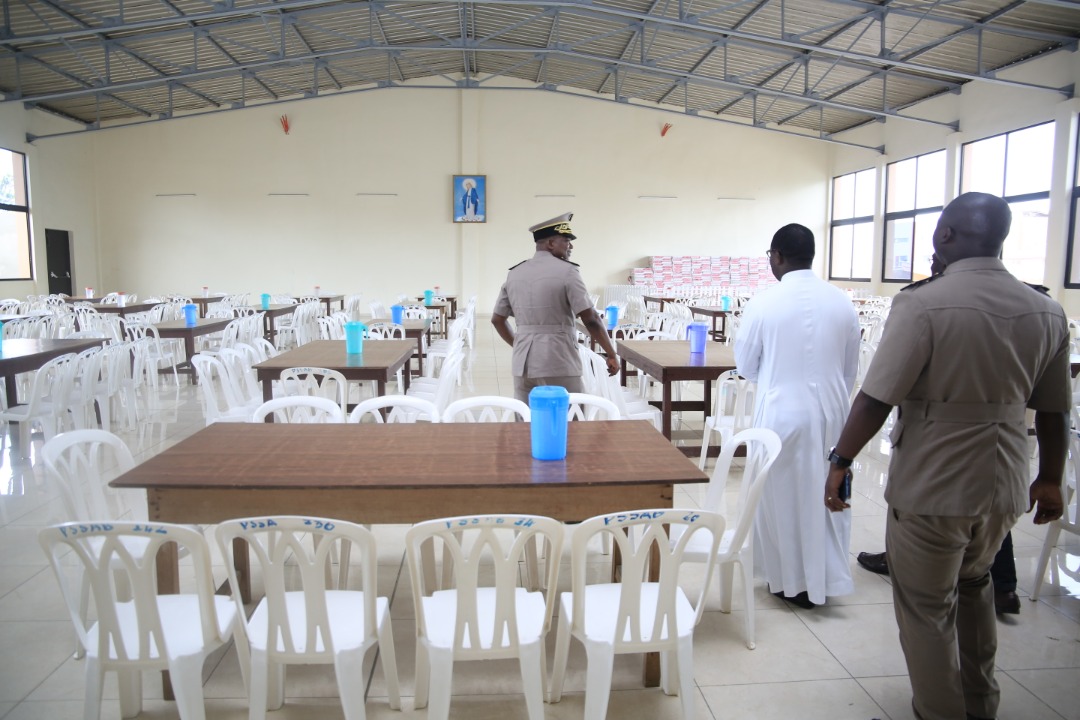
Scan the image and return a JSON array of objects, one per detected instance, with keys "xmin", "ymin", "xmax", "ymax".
[
  {"xmin": 887, "ymin": 158, "xmax": 917, "ymax": 212},
  {"xmin": 915, "ymin": 151, "xmax": 945, "ymax": 209},
  {"xmin": 962, "ymin": 135, "xmax": 1006, "ymax": 195},
  {"xmin": 831, "ymin": 225, "xmax": 853, "ymax": 278},
  {"xmin": 851, "ymin": 222, "xmax": 874, "ymax": 279},
  {"xmin": 833, "ymin": 174, "xmax": 855, "ymax": 220},
  {"xmin": 1002, "ymin": 197, "xmax": 1049, "ymax": 284},
  {"xmin": 884, "ymin": 217, "xmax": 914, "ymax": 280},
  {"xmin": 853, "ymin": 169, "xmax": 875, "ymax": 218},
  {"xmin": 1004, "ymin": 122, "xmax": 1054, "ymax": 197},
  {"xmin": 912, "ymin": 212, "xmax": 941, "ymax": 280},
  {"xmin": 0, "ymin": 149, "xmax": 27, "ymax": 206},
  {"xmin": 1071, "ymin": 195, "xmax": 1080, "ymax": 284},
  {"xmin": 0, "ymin": 208, "xmax": 32, "ymax": 279}
]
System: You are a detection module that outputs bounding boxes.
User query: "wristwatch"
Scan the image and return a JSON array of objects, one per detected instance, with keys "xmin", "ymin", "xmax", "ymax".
[{"xmin": 827, "ymin": 447, "xmax": 853, "ymax": 468}]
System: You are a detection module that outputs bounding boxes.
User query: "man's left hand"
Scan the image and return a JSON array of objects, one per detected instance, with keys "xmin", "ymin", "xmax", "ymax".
[
  {"xmin": 824, "ymin": 465, "xmax": 850, "ymax": 512},
  {"xmin": 1028, "ymin": 476, "xmax": 1064, "ymax": 525},
  {"xmin": 605, "ymin": 356, "xmax": 619, "ymax": 376}
]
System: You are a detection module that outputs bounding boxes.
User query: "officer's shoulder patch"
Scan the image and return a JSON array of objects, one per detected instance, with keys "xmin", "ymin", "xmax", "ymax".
[
  {"xmin": 1024, "ymin": 282, "xmax": 1051, "ymax": 295},
  {"xmin": 566, "ymin": 260, "xmax": 580, "ymax": 267},
  {"xmin": 900, "ymin": 274, "xmax": 940, "ymax": 292},
  {"xmin": 507, "ymin": 260, "xmax": 526, "ymax": 271}
]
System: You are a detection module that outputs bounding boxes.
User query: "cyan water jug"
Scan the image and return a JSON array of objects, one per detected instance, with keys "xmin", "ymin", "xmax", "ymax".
[
  {"xmin": 391, "ymin": 304, "xmax": 404, "ymax": 324},
  {"xmin": 688, "ymin": 322, "xmax": 708, "ymax": 354},
  {"xmin": 605, "ymin": 304, "xmax": 618, "ymax": 330},
  {"xmin": 529, "ymin": 386, "xmax": 569, "ymax": 461},
  {"xmin": 183, "ymin": 304, "xmax": 198, "ymax": 327},
  {"xmin": 345, "ymin": 321, "xmax": 365, "ymax": 355},
  {"xmin": 260, "ymin": 293, "xmax": 271, "ymax": 310},
  {"xmin": 721, "ymin": 295, "xmax": 731, "ymax": 312},
  {"xmin": 423, "ymin": 290, "xmax": 434, "ymax": 306}
]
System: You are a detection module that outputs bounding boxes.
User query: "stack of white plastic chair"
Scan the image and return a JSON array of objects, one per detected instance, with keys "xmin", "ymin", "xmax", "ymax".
[
  {"xmin": 579, "ymin": 346, "xmax": 661, "ymax": 429},
  {"xmin": 125, "ymin": 322, "xmax": 179, "ymax": 389},
  {"xmin": 288, "ymin": 302, "xmax": 322, "ymax": 348},
  {"xmin": 0, "ymin": 353, "xmax": 75, "ymax": 457},
  {"xmin": 425, "ymin": 316, "xmax": 469, "ymax": 381},
  {"xmin": 101, "ymin": 342, "xmax": 140, "ymax": 432},
  {"xmin": 349, "ymin": 395, "xmax": 440, "ymax": 423},
  {"xmin": 369, "ymin": 300, "xmax": 388, "ymax": 320},
  {"xmin": 698, "ymin": 369, "xmax": 756, "ymax": 470},
  {"xmin": 549, "ymin": 509, "xmax": 725, "ymax": 720},
  {"xmin": 1031, "ymin": 404, "xmax": 1080, "ymax": 600},
  {"xmin": 191, "ymin": 353, "xmax": 261, "ymax": 424},
  {"xmin": 64, "ymin": 346, "xmax": 106, "ymax": 431},
  {"xmin": 40, "ymin": 520, "xmax": 245, "ymax": 720},
  {"xmin": 442, "ymin": 396, "xmax": 530, "ymax": 423},
  {"xmin": 411, "ymin": 335, "xmax": 465, "ymax": 399},
  {"xmin": 344, "ymin": 293, "xmax": 364, "ymax": 320},
  {"xmin": 407, "ymin": 352, "xmax": 464, "ymax": 417},
  {"xmin": 405, "ymin": 514, "xmax": 563, "ymax": 720},
  {"xmin": 216, "ymin": 347, "xmax": 264, "ymax": 409},
  {"xmin": 251, "ymin": 396, "xmax": 344, "ymax": 423}
]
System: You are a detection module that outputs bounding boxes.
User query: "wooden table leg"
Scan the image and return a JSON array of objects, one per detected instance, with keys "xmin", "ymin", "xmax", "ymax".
[
  {"xmin": 156, "ymin": 540, "xmax": 180, "ymax": 700},
  {"xmin": 233, "ymin": 537, "xmax": 251, "ymax": 604},
  {"xmin": 643, "ymin": 539, "xmax": 662, "ymax": 687},
  {"xmin": 661, "ymin": 380, "xmax": 673, "ymax": 439}
]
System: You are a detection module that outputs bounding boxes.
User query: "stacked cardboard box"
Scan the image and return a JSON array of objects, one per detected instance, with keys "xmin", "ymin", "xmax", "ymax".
[{"xmin": 630, "ymin": 255, "xmax": 777, "ymax": 293}]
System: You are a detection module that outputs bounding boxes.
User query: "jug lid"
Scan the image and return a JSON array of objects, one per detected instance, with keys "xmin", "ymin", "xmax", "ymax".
[{"xmin": 529, "ymin": 386, "xmax": 569, "ymax": 401}]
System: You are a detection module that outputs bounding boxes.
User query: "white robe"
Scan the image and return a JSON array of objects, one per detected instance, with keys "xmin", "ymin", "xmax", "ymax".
[{"xmin": 735, "ymin": 269, "xmax": 861, "ymax": 604}]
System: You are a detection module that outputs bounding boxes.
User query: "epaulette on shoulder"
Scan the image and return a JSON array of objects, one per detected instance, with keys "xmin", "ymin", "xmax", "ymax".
[
  {"xmin": 900, "ymin": 274, "xmax": 940, "ymax": 292},
  {"xmin": 566, "ymin": 260, "xmax": 580, "ymax": 267},
  {"xmin": 507, "ymin": 260, "xmax": 526, "ymax": 271},
  {"xmin": 1024, "ymin": 282, "xmax": 1051, "ymax": 295}
]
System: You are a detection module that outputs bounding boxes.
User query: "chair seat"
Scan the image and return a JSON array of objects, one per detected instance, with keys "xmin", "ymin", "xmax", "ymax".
[
  {"xmin": 675, "ymin": 525, "xmax": 741, "ymax": 559},
  {"xmin": 86, "ymin": 594, "xmax": 237, "ymax": 661},
  {"xmin": 247, "ymin": 591, "xmax": 389, "ymax": 654},
  {"xmin": 422, "ymin": 587, "xmax": 546, "ymax": 651},
  {"xmin": 560, "ymin": 582, "xmax": 695, "ymax": 645}
]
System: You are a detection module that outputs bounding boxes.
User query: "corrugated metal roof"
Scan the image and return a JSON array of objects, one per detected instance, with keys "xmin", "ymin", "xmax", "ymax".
[{"xmin": 1, "ymin": 0, "xmax": 1075, "ymax": 146}]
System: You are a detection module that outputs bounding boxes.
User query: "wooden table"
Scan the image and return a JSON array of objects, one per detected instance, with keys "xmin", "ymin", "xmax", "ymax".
[
  {"xmin": 305, "ymin": 293, "xmax": 344, "ymax": 315},
  {"xmin": 189, "ymin": 296, "xmax": 225, "ymax": 317},
  {"xmin": 414, "ymin": 294, "xmax": 458, "ymax": 317},
  {"xmin": 390, "ymin": 318, "xmax": 431, "ymax": 375},
  {"xmin": 89, "ymin": 302, "xmax": 157, "ymax": 318},
  {"xmin": 643, "ymin": 295, "xmax": 678, "ymax": 311},
  {"xmin": 0, "ymin": 338, "xmax": 106, "ymax": 407},
  {"xmin": 110, "ymin": 420, "xmax": 707, "ymax": 691},
  {"xmin": 618, "ymin": 340, "xmax": 737, "ymax": 449},
  {"xmin": 249, "ymin": 303, "xmax": 297, "ymax": 345},
  {"xmin": 690, "ymin": 305, "xmax": 731, "ymax": 341},
  {"xmin": 253, "ymin": 339, "xmax": 414, "ymax": 403},
  {"xmin": 154, "ymin": 318, "xmax": 233, "ymax": 381}
]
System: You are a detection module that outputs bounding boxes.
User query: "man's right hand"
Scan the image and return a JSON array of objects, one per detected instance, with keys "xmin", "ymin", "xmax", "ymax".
[
  {"xmin": 605, "ymin": 355, "xmax": 619, "ymax": 376},
  {"xmin": 1028, "ymin": 476, "xmax": 1064, "ymax": 525}
]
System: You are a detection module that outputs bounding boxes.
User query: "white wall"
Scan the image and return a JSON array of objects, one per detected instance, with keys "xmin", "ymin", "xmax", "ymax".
[
  {"xmin": 78, "ymin": 83, "xmax": 829, "ymax": 310},
  {"xmin": 829, "ymin": 49, "xmax": 1080, "ymax": 313}
]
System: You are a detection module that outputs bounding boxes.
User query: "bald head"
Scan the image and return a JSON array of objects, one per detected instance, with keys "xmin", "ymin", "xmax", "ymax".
[{"xmin": 933, "ymin": 192, "xmax": 1011, "ymax": 264}]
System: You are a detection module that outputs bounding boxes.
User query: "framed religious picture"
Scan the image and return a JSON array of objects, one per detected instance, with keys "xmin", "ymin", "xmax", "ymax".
[{"xmin": 453, "ymin": 174, "xmax": 487, "ymax": 223}]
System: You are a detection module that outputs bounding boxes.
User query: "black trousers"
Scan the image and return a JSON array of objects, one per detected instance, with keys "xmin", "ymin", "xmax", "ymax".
[{"xmin": 989, "ymin": 531, "xmax": 1016, "ymax": 592}]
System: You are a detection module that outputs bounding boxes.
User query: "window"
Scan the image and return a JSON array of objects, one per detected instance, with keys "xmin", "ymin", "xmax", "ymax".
[
  {"xmin": 829, "ymin": 169, "xmax": 875, "ymax": 281},
  {"xmin": 961, "ymin": 121, "xmax": 1054, "ymax": 285},
  {"xmin": 0, "ymin": 148, "xmax": 32, "ymax": 280},
  {"xmin": 1066, "ymin": 120, "xmax": 1080, "ymax": 288},
  {"xmin": 882, "ymin": 149, "xmax": 945, "ymax": 282}
]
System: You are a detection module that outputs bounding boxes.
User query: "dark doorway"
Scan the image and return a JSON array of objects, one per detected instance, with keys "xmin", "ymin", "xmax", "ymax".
[{"xmin": 45, "ymin": 229, "xmax": 73, "ymax": 296}]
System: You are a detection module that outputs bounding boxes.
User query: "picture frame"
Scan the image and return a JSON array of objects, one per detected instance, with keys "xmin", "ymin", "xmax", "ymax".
[{"xmin": 453, "ymin": 174, "xmax": 487, "ymax": 223}]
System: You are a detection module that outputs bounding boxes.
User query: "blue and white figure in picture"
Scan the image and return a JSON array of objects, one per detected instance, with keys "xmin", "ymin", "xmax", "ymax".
[{"xmin": 454, "ymin": 175, "xmax": 486, "ymax": 223}]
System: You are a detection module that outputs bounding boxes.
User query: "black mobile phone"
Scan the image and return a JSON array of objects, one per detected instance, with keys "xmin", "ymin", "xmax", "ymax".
[{"xmin": 838, "ymin": 470, "xmax": 852, "ymax": 502}]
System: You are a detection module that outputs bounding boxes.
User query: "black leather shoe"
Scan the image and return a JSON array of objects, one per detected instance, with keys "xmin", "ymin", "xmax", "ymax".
[
  {"xmin": 772, "ymin": 590, "xmax": 817, "ymax": 609},
  {"xmin": 994, "ymin": 590, "xmax": 1020, "ymax": 615},
  {"xmin": 857, "ymin": 551, "xmax": 889, "ymax": 575}
]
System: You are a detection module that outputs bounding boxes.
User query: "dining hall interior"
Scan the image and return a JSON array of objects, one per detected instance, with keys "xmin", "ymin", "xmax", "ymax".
[{"xmin": 0, "ymin": 2, "xmax": 1079, "ymax": 719}]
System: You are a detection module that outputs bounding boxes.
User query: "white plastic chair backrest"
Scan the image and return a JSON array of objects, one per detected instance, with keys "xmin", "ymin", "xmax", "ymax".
[
  {"xmin": 348, "ymin": 395, "xmax": 440, "ymax": 423},
  {"xmin": 217, "ymin": 347, "xmax": 260, "ymax": 405},
  {"xmin": 39, "ymin": 521, "xmax": 223, "ymax": 662},
  {"xmin": 406, "ymin": 514, "xmax": 563, "ymax": 652},
  {"xmin": 403, "ymin": 306, "xmax": 428, "ymax": 320},
  {"xmin": 567, "ymin": 393, "xmax": 621, "ymax": 421},
  {"xmin": 215, "ymin": 516, "xmax": 377, "ymax": 659},
  {"xmin": 367, "ymin": 323, "xmax": 406, "ymax": 339},
  {"xmin": 42, "ymin": 430, "xmax": 135, "ymax": 522},
  {"xmin": 430, "ymin": 353, "xmax": 465, "ymax": 413},
  {"xmin": 701, "ymin": 428, "xmax": 782, "ymax": 556},
  {"xmin": 278, "ymin": 366, "xmax": 348, "ymax": 415},
  {"xmin": 21, "ymin": 353, "xmax": 74, "ymax": 412},
  {"xmin": 369, "ymin": 301, "xmax": 388, "ymax": 320},
  {"xmin": 191, "ymin": 354, "xmax": 249, "ymax": 422},
  {"xmin": 570, "ymin": 509, "xmax": 724, "ymax": 646},
  {"xmin": 442, "ymin": 396, "xmax": 530, "ymax": 423},
  {"xmin": 251, "ymin": 396, "xmax": 344, "ymax": 423}
]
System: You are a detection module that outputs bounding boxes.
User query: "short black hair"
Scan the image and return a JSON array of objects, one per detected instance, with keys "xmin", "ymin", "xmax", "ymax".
[{"xmin": 771, "ymin": 223, "xmax": 815, "ymax": 265}]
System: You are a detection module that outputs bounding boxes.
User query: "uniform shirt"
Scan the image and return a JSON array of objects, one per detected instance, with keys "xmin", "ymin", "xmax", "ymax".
[
  {"xmin": 862, "ymin": 257, "xmax": 1071, "ymax": 516},
  {"xmin": 493, "ymin": 250, "xmax": 593, "ymax": 378}
]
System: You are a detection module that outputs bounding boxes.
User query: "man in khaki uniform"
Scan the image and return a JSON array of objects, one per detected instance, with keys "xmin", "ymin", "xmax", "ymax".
[
  {"xmin": 491, "ymin": 213, "xmax": 619, "ymax": 403},
  {"xmin": 823, "ymin": 192, "xmax": 1068, "ymax": 720}
]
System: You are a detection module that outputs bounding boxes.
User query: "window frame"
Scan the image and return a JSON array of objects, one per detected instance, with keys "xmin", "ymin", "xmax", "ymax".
[
  {"xmin": 828, "ymin": 168, "xmax": 875, "ymax": 283},
  {"xmin": 0, "ymin": 147, "xmax": 34, "ymax": 282},
  {"xmin": 881, "ymin": 149, "xmax": 946, "ymax": 284},
  {"xmin": 1064, "ymin": 118, "xmax": 1080, "ymax": 288}
]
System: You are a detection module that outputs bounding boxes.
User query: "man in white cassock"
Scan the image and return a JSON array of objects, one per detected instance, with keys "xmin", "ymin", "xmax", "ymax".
[{"xmin": 735, "ymin": 223, "xmax": 861, "ymax": 608}]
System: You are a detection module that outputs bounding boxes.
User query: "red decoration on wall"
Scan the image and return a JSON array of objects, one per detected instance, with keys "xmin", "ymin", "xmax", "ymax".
[
  {"xmin": 280, "ymin": 115, "xmax": 290, "ymax": 135},
  {"xmin": 661, "ymin": 122, "xmax": 673, "ymax": 137}
]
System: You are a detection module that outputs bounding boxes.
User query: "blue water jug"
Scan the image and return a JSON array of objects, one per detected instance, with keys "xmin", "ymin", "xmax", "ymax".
[
  {"xmin": 529, "ymin": 386, "xmax": 570, "ymax": 461},
  {"xmin": 605, "ymin": 304, "xmax": 618, "ymax": 330},
  {"xmin": 688, "ymin": 322, "xmax": 708, "ymax": 354},
  {"xmin": 423, "ymin": 289, "xmax": 434, "ymax": 306},
  {"xmin": 391, "ymin": 304, "xmax": 404, "ymax": 324},
  {"xmin": 260, "ymin": 293, "xmax": 271, "ymax": 310},
  {"xmin": 345, "ymin": 321, "xmax": 365, "ymax": 355},
  {"xmin": 183, "ymin": 304, "xmax": 198, "ymax": 327},
  {"xmin": 721, "ymin": 295, "xmax": 731, "ymax": 312}
]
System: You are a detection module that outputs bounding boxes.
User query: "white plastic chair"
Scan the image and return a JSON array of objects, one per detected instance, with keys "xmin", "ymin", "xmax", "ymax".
[
  {"xmin": 405, "ymin": 514, "xmax": 563, "ymax": 720},
  {"xmin": 39, "ymin": 521, "xmax": 246, "ymax": 720},
  {"xmin": 191, "ymin": 354, "xmax": 260, "ymax": 424},
  {"xmin": 567, "ymin": 392, "xmax": 621, "ymax": 421},
  {"xmin": 0, "ymin": 352, "xmax": 75, "ymax": 457},
  {"xmin": 251, "ymin": 396, "xmax": 344, "ymax": 423},
  {"xmin": 215, "ymin": 516, "xmax": 400, "ymax": 720},
  {"xmin": 442, "ymin": 396, "xmax": 530, "ymax": 423},
  {"xmin": 278, "ymin": 366, "xmax": 349, "ymax": 417},
  {"xmin": 1032, "ymin": 406, "xmax": 1080, "ymax": 600},
  {"xmin": 348, "ymin": 395, "xmax": 440, "ymax": 423},
  {"xmin": 549, "ymin": 508, "xmax": 725, "ymax": 720},
  {"xmin": 677, "ymin": 428, "xmax": 781, "ymax": 649},
  {"xmin": 698, "ymin": 370, "xmax": 756, "ymax": 470}
]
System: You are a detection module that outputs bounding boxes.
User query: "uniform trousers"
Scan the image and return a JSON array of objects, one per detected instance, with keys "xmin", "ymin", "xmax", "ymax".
[
  {"xmin": 512, "ymin": 374, "xmax": 583, "ymax": 404},
  {"xmin": 886, "ymin": 507, "xmax": 1018, "ymax": 720}
]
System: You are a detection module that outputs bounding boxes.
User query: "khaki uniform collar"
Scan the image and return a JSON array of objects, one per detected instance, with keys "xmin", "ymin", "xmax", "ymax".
[{"xmin": 942, "ymin": 256, "xmax": 1006, "ymax": 274}]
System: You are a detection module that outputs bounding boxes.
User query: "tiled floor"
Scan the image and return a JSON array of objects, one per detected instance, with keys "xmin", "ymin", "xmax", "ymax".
[{"xmin": 0, "ymin": 322, "xmax": 1077, "ymax": 720}]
